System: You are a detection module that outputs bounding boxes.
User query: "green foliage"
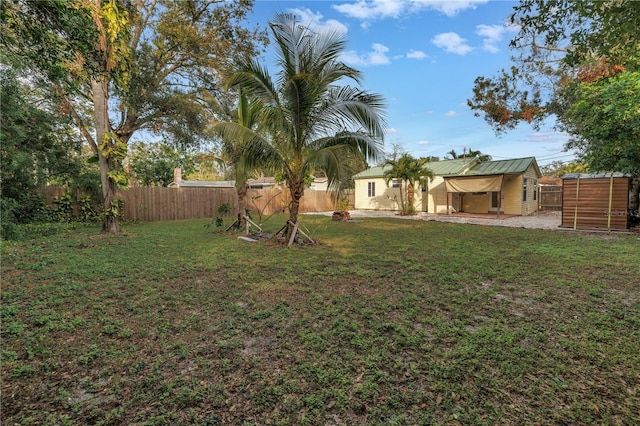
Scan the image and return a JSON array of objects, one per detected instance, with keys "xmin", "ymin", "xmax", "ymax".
[
  {"xmin": 383, "ymin": 154, "xmax": 434, "ymax": 215},
  {"xmin": 563, "ymin": 71, "xmax": 640, "ymax": 174},
  {"xmin": 128, "ymin": 142, "xmax": 197, "ymax": 187},
  {"xmin": 217, "ymin": 203, "xmax": 232, "ymax": 216},
  {"xmin": 512, "ymin": 0, "xmax": 640, "ymax": 67},
  {"xmin": 0, "ymin": 67, "xmax": 83, "ymax": 199},
  {"xmin": 78, "ymin": 196, "xmax": 99, "ymax": 223},
  {"xmin": 53, "ymin": 191, "xmax": 74, "ymax": 222},
  {"xmin": 105, "ymin": 199, "xmax": 125, "ymax": 223},
  {"xmin": 0, "ymin": 198, "xmax": 20, "ymax": 240},
  {"xmin": 205, "ymin": 203, "xmax": 233, "ymax": 229},
  {"xmin": 540, "ymin": 160, "xmax": 589, "ymax": 177},
  {"xmin": 445, "ymin": 148, "xmax": 492, "ymax": 162}
]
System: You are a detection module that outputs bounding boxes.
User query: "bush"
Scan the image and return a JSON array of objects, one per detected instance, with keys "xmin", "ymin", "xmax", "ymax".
[
  {"xmin": 1, "ymin": 197, "xmax": 21, "ymax": 240},
  {"xmin": 13, "ymin": 192, "xmax": 55, "ymax": 223}
]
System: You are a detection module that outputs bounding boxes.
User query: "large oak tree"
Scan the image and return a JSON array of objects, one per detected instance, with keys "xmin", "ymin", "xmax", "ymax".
[{"xmin": 1, "ymin": 0, "xmax": 266, "ymax": 233}]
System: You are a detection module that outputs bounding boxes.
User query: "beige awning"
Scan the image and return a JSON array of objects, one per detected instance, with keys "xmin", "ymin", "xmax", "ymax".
[{"xmin": 445, "ymin": 175, "xmax": 503, "ymax": 193}]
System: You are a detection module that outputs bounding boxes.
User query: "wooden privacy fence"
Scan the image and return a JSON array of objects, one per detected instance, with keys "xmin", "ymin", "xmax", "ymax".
[
  {"xmin": 539, "ymin": 185, "xmax": 562, "ymax": 211},
  {"xmin": 40, "ymin": 186, "xmax": 354, "ymax": 222}
]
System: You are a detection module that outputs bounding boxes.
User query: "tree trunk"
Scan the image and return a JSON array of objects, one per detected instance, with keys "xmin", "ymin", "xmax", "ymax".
[
  {"xmin": 236, "ymin": 181, "xmax": 248, "ymax": 230},
  {"xmin": 407, "ymin": 183, "xmax": 415, "ymax": 214},
  {"xmin": 397, "ymin": 182, "xmax": 405, "ymax": 214},
  {"xmin": 286, "ymin": 179, "xmax": 304, "ymax": 241},
  {"xmin": 92, "ymin": 78, "xmax": 121, "ymax": 234}
]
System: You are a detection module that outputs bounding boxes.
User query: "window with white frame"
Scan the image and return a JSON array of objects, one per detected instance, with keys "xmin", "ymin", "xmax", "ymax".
[
  {"xmin": 522, "ymin": 178, "xmax": 528, "ymax": 202},
  {"xmin": 533, "ymin": 180, "xmax": 538, "ymax": 201},
  {"xmin": 368, "ymin": 181, "xmax": 376, "ymax": 197},
  {"xmin": 391, "ymin": 179, "xmax": 401, "ymax": 188}
]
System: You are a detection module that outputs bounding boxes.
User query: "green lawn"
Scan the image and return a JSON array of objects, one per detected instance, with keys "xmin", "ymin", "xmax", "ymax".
[{"xmin": 2, "ymin": 216, "xmax": 639, "ymax": 425}]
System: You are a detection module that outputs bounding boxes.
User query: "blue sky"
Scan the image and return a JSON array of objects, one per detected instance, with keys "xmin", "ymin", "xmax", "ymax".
[{"xmin": 248, "ymin": 0, "xmax": 577, "ymax": 167}]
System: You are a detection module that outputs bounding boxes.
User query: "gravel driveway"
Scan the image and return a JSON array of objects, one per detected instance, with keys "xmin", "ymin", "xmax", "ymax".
[{"xmin": 311, "ymin": 210, "xmax": 563, "ymax": 230}]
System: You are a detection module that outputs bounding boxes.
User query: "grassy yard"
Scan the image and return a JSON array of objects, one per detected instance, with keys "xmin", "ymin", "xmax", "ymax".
[{"xmin": 1, "ymin": 216, "xmax": 639, "ymax": 425}]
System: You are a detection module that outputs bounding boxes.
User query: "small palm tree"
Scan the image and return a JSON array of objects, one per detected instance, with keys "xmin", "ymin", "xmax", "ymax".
[
  {"xmin": 217, "ymin": 13, "xmax": 386, "ymax": 241},
  {"xmin": 383, "ymin": 154, "xmax": 434, "ymax": 215},
  {"xmin": 214, "ymin": 89, "xmax": 265, "ymax": 230},
  {"xmin": 446, "ymin": 148, "xmax": 492, "ymax": 162}
]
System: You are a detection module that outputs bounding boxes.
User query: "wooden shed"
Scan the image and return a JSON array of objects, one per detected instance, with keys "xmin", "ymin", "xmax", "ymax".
[{"xmin": 561, "ymin": 173, "xmax": 631, "ymax": 230}]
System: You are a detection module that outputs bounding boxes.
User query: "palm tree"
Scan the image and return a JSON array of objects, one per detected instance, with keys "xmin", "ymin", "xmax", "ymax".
[
  {"xmin": 446, "ymin": 148, "xmax": 492, "ymax": 162},
  {"xmin": 214, "ymin": 89, "xmax": 265, "ymax": 230},
  {"xmin": 383, "ymin": 154, "xmax": 434, "ymax": 215},
  {"xmin": 217, "ymin": 13, "xmax": 386, "ymax": 241}
]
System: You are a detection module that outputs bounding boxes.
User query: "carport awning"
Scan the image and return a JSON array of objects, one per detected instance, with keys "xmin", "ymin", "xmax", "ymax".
[{"xmin": 445, "ymin": 175, "xmax": 503, "ymax": 193}]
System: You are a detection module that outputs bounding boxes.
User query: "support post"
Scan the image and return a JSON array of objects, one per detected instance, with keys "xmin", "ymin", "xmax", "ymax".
[
  {"xmin": 607, "ymin": 175, "xmax": 614, "ymax": 231},
  {"xmin": 573, "ymin": 176, "xmax": 580, "ymax": 230}
]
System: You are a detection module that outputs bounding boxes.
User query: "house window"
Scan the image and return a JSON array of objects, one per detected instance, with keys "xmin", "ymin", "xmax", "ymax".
[
  {"xmin": 533, "ymin": 180, "xmax": 538, "ymax": 201},
  {"xmin": 391, "ymin": 179, "xmax": 401, "ymax": 188},
  {"xmin": 522, "ymin": 178, "xmax": 528, "ymax": 202},
  {"xmin": 421, "ymin": 179, "xmax": 428, "ymax": 193},
  {"xmin": 367, "ymin": 181, "xmax": 376, "ymax": 197}
]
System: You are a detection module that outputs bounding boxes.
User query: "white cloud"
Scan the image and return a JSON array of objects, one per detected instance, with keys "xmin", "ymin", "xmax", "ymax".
[
  {"xmin": 341, "ymin": 43, "xmax": 391, "ymax": 66},
  {"xmin": 385, "ymin": 127, "xmax": 399, "ymax": 134},
  {"xmin": 370, "ymin": 43, "xmax": 391, "ymax": 64},
  {"xmin": 332, "ymin": 0, "xmax": 404, "ymax": 20},
  {"xmin": 406, "ymin": 49, "xmax": 427, "ymax": 59},
  {"xmin": 444, "ymin": 110, "xmax": 457, "ymax": 117},
  {"xmin": 416, "ymin": 140, "xmax": 430, "ymax": 145},
  {"xmin": 409, "ymin": 0, "xmax": 489, "ymax": 17},
  {"xmin": 288, "ymin": 8, "xmax": 348, "ymax": 35},
  {"xmin": 432, "ymin": 32, "xmax": 473, "ymax": 55},
  {"xmin": 333, "ymin": 0, "xmax": 488, "ymax": 21},
  {"xmin": 475, "ymin": 23, "xmax": 518, "ymax": 53}
]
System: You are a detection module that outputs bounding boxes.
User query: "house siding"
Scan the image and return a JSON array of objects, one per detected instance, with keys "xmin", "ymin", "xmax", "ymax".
[
  {"xmin": 354, "ymin": 177, "xmax": 401, "ymax": 210},
  {"xmin": 427, "ymin": 177, "xmax": 449, "ymax": 213},
  {"xmin": 503, "ymin": 175, "xmax": 522, "ymax": 214},
  {"xmin": 521, "ymin": 165, "xmax": 540, "ymax": 215},
  {"xmin": 354, "ymin": 177, "xmax": 427, "ymax": 211}
]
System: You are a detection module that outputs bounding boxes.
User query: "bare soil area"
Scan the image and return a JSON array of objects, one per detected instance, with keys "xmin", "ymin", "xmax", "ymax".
[{"xmin": 314, "ymin": 210, "xmax": 563, "ymax": 230}]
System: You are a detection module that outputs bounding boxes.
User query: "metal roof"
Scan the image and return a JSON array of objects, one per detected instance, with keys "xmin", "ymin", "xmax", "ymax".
[
  {"xmin": 562, "ymin": 172, "xmax": 631, "ymax": 179},
  {"xmin": 354, "ymin": 158, "xmax": 479, "ymax": 179},
  {"xmin": 464, "ymin": 157, "xmax": 540, "ymax": 176}
]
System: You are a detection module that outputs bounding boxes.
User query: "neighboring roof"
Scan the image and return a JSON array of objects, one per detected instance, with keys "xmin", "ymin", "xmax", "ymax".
[
  {"xmin": 354, "ymin": 158, "xmax": 479, "ymax": 179},
  {"xmin": 539, "ymin": 176, "xmax": 562, "ymax": 185},
  {"xmin": 248, "ymin": 177, "xmax": 276, "ymax": 185},
  {"xmin": 464, "ymin": 157, "xmax": 541, "ymax": 177},
  {"xmin": 169, "ymin": 180, "xmax": 235, "ymax": 188},
  {"xmin": 562, "ymin": 172, "xmax": 631, "ymax": 179}
]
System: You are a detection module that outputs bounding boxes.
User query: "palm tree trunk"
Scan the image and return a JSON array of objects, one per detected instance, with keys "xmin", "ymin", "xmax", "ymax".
[
  {"xmin": 287, "ymin": 178, "xmax": 304, "ymax": 240},
  {"xmin": 407, "ymin": 183, "xmax": 415, "ymax": 214},
  {"xmin": 236, "ymin": 181, "xmax": 248, "ymax": 229}
]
